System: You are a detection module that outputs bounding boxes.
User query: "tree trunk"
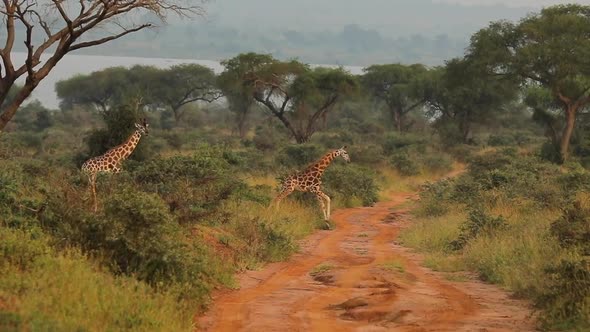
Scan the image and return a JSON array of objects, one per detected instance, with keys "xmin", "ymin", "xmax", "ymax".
[
  {"xmin": 459, "ymin": 116, "xmax": 472, "ymax": 144},
  {"xmin": 559, "ymin": 105, "xmax": 577, "ymax": 163},
  {"xmin": 236, "ymin": 108, "xmax": 249, "ymax": 138},
  {"xmin": 391, "ymin": 108, "xmax": 403, "ymax": 132},
  {"xmin": 0, "ymin": 83, "xmax": 36, "ymax": 131},
  {"xmin": 294, "ymin": 132, "xmax": 310, "ymax": 144}
]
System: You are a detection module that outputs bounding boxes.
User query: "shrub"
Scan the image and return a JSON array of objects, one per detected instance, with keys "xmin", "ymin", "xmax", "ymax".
[
  {"xmin": 539, "ymin": 141, "xmax": 562, "ymax": 163},
  {"xmin": 0, "ymin": 228, "xmax": 195, "ymax": 331},
  {"xmin": 252, "ymin": 125, "xmax": 288, "ymax": 152},
  {"xmin": 382, "ymin": 132, "xmax": 426, "ymax": 155},
  {"xmin": 551, "ymin": 202, "xmax": 590, "ymax": 256},
  {"xmin": 451, "ymin": 207, "xmax": 507, "ymax": 250},
  {"xmin": 422, "ymin": 152, "xmax": 453, "ymax": 174},
  {"xmin": 390, "ymin": 151, "xmax": 420, "ymax": 176},
  {"xmin": 133, "ymin": 148, "xmax": 242, "ymax": 224},
  {"xmin": 323, "ymin": 164, "xmax": 379, "ymax": 207},
  {"xmin": 487, "ymin": 134, "xmax": 516, "ymax": 147},
  {"xmin": 446, "ymin": 144, "xmax": 477, "ymax": 163},
  {"xmin": 276, "ymin": 144, "xmax": 322, "ymax": 168},
  {"xmin": 416, "ymin": 179, "xmax": 455, "ymax": 217},
  {"xmin": 347, "ymin": 144, "xmax": 384, "ymax": 165},
  {"xmin": 538, "ymin": 259, "xmax": 590, "ymax": 330},
  {"xmin": 93, "ymin": 188, "xmax": 231, "ymax": 307}
]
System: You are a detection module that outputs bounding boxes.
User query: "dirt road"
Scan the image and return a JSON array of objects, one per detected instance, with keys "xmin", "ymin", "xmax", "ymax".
[{"xmin": 197, "ymin": 193, "xmax": 535, "ymax": 332}]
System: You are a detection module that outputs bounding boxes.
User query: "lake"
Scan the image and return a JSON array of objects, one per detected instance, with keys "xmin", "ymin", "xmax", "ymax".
[{"xmin": 11, "ymin": 52, "xmax": 365, "ymax": 109}]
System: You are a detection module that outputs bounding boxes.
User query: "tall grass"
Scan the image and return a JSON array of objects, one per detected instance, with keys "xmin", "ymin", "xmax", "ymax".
[
  {"xmin": 399, "ymin": 151, "xmax": 589, "ymax": 330},
  {"xmin": 0, "ymin": 229, "xmax": 193, "ymax": 332}
]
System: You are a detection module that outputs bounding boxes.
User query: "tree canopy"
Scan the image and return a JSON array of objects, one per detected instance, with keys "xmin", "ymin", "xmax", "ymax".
[
  {"xmin": 362, "ymin": 64, "xmax": 431, "ymax": 131},
  {"xmin": 56, "ymin": 64, "xmax": 220, "ymax": 123},
  {"xmin": 220, "ymin": 53, "xmax": 358, "ymax": 143},
  {"xmin": 0, "ymin": 1, "xmax": 206, "ymax": 131},
  {"xmin": 468, "ymin": 4, "xmax": 590, "ymax": 161}
]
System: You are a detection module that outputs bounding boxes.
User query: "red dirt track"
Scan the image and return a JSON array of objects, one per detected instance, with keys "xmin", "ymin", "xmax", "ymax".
[{"xmin": 197, "ymin": 193, "xmax": 535, "ymax": 332}]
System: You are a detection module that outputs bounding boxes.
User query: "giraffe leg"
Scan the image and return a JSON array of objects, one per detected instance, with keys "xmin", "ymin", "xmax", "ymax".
[
  {"xmin": 271, "ymin": 187, "xmax": 294, "ymax": 209},
  {"xmin": 314, "ymin": 192, "xmax": 328, "ymax": 220},
  {"xmin": 319, "ymin": 191, "xmax": 332, "ymax": 220},
  {"xmin": 89, "ymin": 173, "xmax": 98, "ymax": 213}
]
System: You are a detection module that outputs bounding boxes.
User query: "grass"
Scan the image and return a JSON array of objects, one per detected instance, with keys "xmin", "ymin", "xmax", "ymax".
[
  {"xmin": 377, "ymin": 162, "xmax": 465, "ymax": 200},
  {"xmin": 242, "ymin": 173, "xmax": 278, "ymax": 188},
  {"xmin": 398, "ymin": 174, "xmax": 586, "ymax": 329},
  {"xmin": 379, "ymin": 259, "xmax": 405, "ymax": 273},
  {"xmin": 310, "ymin": 263, "xmax": 334, "ymax": 276},
  {"xmin": 444, "ymin": 274, "xmax": 469, "ymax": 282},
  {"xmin": 398, "ymin": 210, "xmax": 464, "ymax": 253},
  {"xmin": 400, "ymin": 204, "xmax": 569, "ymax": 296},
  {"xmin": 0, "ymin": 230, "xmax": 193, "ymax": 332},
  {"xmin": 423, "ymin": 253, "xmax": 467, "ymax": 273}
]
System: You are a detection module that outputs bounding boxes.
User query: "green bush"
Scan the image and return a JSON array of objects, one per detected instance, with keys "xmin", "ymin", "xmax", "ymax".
[
  {"xmin": 93, "ymin": 187, "xmax": 231, "ymax": 307},
  {"xmin": 551, "ymin": 202, "xmax": 590, "ymax": 256},
  {"xmin": 390, "ymin": 151, "xmax": 420, "ymax": 176},
  {"xmin": 539, "ymin": 259, "xmax": 590, "ymax": 330},
  {"xmin": 382, "ymin": 132, "xmax": 426, "ymax": 155},
  {"xmin": 0, "ymin": 228, "xmax": 195, "ymax": 331},
  {"xmin": 133, "ymin": 148, "xmax": 242, "ymax": 224},
  {"xmin": 347, "ymin": 144, "xmax": 384, "ymax": 165},
  {"xmin": 323, "ymin": 164, "xmax": 379, "ymax": 207},
  {"xmin": 451, "ymin": 207, "xmax": 507, "ymax": 250},
  {"xmin": 422, "ymin": 152, "xmax": 453, "ymax": 174},
  {"xmin": 252, "ymin": 125, "xmax": 288, "ymax": 152},
  {"xmin": 416, "ymin": 179, "xmax": 455, "ymax": 217},
  {"xmin": 447, "ymin": 144, "xmax": 478, "ymax": 163},
  {"xmin": 487, "ymin": 134, "xmax": 516, "ymax": 147},
  {"xmin": 276, "ymin": 144, "xmax": 322, "ymax": 168}
]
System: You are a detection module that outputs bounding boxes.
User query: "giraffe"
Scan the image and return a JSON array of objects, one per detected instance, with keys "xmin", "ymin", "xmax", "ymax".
[
  {"xmin": 81, "ymin": 118, "xmax": 149, "ymax": 212},
  {"xmin": 272, "ymin": 146, "xmax": 350, "ymax": 221}
]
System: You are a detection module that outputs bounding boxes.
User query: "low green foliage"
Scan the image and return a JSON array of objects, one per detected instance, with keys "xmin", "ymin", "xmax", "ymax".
[
  {"xmin": 451, "ymin": 207, "xmax": 507, "ymax": 250},
  {"xmin": 310, "ymin": 263, "xmax": 334, "ymax": 276},
  {"xmin": 380, "ymin": 260, "xmax": 405, "ymax": 273},
  {"xmin": 0, "ymin": 228, "xmax": 194, "ymax": 331},
  {"xmin": 323, "ymin": 164, "xmax": 379, "ymax": 207},
  {"xmin": 276, "ymin": 144, "xmax": 322, "ymax": 168},
  {"xmin": 401, "ymin": 151, "xmax": 590, "ymax": 330}
]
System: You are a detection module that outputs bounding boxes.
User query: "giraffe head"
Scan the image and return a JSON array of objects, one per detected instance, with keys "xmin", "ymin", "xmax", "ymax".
[
  {"xmin": 335, "ymin": 146, "xmax": 350, "ymax": 163},
  {"xmin": 134, "ymin": 118, "xmax": 149, "ymax": 136}
]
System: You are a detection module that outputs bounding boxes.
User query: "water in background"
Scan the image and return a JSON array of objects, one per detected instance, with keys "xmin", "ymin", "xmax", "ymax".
[{"xmin": 11, "ymin": 52, "xmax": 364, "ymax": 109}]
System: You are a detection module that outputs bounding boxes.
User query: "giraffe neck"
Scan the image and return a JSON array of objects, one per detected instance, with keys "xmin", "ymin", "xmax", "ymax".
[
  {"xmin": 308, "ymin": 151, "xmax": 338, "ymax": 176},
  {"xmin": 106, "ymin": 130, "xmax": 143, "ymax": 162}
]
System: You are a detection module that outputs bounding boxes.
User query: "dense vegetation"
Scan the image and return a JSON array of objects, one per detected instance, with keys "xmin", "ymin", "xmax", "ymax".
[
  {"xmin": 1, "ymin": 4, "xmax": 590, "ymax": 331},
  {"xmin": 400, "ymin": 148, "xmax": 590, "ymax": 330}
]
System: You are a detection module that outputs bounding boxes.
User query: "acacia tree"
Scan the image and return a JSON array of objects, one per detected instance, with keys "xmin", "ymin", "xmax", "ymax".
[
  {"xmin": 221, "ymin": 53, "xmax": 358, "ymax": 143},
  {"xmin": 468, "ymin": 4, "xmax": 590, "ymax": 161},
  {"xmin": 55, "ymin": 66, "xmax": 132, "ymax": 112},
  {"xmin": 426, "ymin": 58, "xmax": 517, "ymax": 144},
  {"xmin": 218, "ymin": 53, "xmax": 275, "ymax": 138},
  {"xmin": 151, "ymin": 64, "xmax": 222, "ymax": 123},
  {"xmin": 56, "ymin": 65, "xmax": 159, "ymax": 114},
  {"xmin": 362, "ymin": 64, "xmax": 430, "ymax": 132},
  {"xmin": 0, "ymin": 0, "xmax": 205, "ymax": 131}
]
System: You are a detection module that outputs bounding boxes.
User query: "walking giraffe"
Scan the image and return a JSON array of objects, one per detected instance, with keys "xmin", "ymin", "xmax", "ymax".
[
  {"xmin": 81, "ymin": 118, "xmax": 149, "ymax": 212},
  {"xmin": 272, "ymin": 146, "xmax": 350, "ymax": 221}
]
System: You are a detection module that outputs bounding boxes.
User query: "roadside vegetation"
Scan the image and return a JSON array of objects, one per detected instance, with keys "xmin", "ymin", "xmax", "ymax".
[{"xmin": 1, "ymin": 4, "xmax": 589, "ymax": 331}]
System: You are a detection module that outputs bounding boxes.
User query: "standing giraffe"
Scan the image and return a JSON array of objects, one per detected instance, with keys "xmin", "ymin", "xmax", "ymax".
[
  {"xmin": 81, "ymin": 118, "xmax": 149, "ymax": 212},
  {"xmin": 273, "ymin": 146, "xmax": 350, "ymax": 221}
]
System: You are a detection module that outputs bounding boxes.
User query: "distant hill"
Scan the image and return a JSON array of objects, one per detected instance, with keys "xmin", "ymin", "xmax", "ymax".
[{"xmin": 3, "ymin": 0, "xmax": 545, "ymax": 65}]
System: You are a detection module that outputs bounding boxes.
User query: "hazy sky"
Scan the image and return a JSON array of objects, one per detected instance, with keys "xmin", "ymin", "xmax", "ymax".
[{"xmin": 435, "ymin": 0, "xmax": 590, "ymax": 6}]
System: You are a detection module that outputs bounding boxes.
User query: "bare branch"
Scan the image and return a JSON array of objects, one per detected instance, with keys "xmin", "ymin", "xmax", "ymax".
[
  {"xmin": 30, "ymin": 10, "xmax": 52, "ymax": 38},
  {"xmin": 52, "ymin": 0, "xmax": 74, "ymax": 35},
  {"xmin": 69, "ymin": 24, "xmax": 152, "ymax": 51}
]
